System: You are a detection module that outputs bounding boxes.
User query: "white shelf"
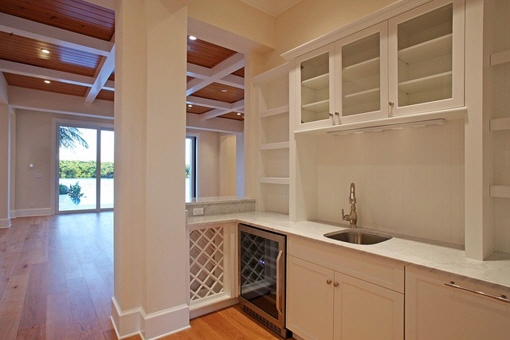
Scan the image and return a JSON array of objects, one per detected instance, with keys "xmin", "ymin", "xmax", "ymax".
[
  {"xmin": 302, "ymin": 73, "xmax": 329, "ymax": 90},
  {"xmin": 399, "ymin": 34, "xmax": 452, "ymax": 64},
  {"xmin": 260, "ymin": 105, "xmax": 289, "ymax": 118},
  {"xmin": 343, "ymin": 87, "xmax": 379, "ymax": 103},
  {"xmin": 302, "ymin": 99, "xmax": 329, "ymax": 113},
  {"xmin": 343, "ymin": 57, "xmax": 379, "ymax": 81},
  {"xmin": 399, "ymin": 71, "xmax": 452, "ymax": 94},
  {"xmin": 490, "ymin": 185, "xmax": 510, "ymax": 199},
  {"xmin": 490, "ymin": 50, "xmax": 510, "ymax": 67},
  {"xmin": 260, "ymin": 142, "xmax": 290, "ymax": 151},
  {"xmin": 490, "ymin": 117, "xmax": 510, "ymax": 131},
  {"xmin": 259, "ymin": 177, "xmax": 290, "ymax": 185}
]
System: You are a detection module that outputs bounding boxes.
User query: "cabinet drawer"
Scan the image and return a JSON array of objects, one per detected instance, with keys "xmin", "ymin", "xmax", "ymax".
[
  {"xmin": 406, "ymin": 265, "xmax": 510, "ymax": 340},
  {"xmin": 288, "ymin": 235, "xmax": 404, "ymax": 293}
]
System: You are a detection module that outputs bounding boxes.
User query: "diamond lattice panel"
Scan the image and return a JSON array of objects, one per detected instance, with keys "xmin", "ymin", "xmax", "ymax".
[{"xmin": 189, "ymin": 227, "xmax": 225, "ymax": 301}]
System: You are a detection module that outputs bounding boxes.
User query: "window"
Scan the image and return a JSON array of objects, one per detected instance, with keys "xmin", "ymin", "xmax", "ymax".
[
  {"xmin": 57, "ymin": 123, "xmax": 114, "ymax": 212},
  {"xmin": 186, "ymin": 136, "xmax": 197, "ymax": 201}
]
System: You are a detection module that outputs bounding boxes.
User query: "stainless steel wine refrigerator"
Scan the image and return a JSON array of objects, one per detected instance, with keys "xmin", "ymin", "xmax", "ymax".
[{"xmin": 238, "ymin": 223, "xmax": 290, "ymax": 338}]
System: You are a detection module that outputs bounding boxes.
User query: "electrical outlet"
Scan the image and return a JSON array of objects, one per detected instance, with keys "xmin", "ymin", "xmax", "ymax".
[{"xmin": 192, "ymin": 207, "xmax": 204, "ymax": 216}]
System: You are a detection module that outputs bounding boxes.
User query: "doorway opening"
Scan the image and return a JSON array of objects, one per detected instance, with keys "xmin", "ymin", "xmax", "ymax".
[{"xmin": 57, "ymin": 123, "xmax": 114, "ymax": 213}]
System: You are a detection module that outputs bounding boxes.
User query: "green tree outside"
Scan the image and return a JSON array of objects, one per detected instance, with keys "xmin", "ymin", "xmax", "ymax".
[{"xmin": 59, "ymin": 160, "xmax": 115, "ymax": 179}]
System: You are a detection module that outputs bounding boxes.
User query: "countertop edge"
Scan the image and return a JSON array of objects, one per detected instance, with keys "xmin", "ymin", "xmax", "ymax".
[{"xmin": 187, "ymin": 212, "xmax": 510, "ymax": 290}]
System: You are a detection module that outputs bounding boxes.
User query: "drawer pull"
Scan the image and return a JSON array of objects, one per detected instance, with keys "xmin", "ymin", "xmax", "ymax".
[
  {"xmin": 326, "ymin": 279, "xmax": 332, "ymax": 285},
  {"xmin": 444, "ymin": 281, "xmax": 510, "ymax": 303}
]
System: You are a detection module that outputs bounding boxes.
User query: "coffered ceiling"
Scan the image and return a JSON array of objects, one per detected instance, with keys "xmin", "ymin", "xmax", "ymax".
[{"xmin": 0, "ymin": 0, "xmax": 246, "ymax": 124}]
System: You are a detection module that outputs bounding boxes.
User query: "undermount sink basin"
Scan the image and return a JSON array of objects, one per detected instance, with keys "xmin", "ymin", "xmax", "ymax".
[{"xmin": 324, "ymin": 229, "xmax": 392, "ymax": 245}]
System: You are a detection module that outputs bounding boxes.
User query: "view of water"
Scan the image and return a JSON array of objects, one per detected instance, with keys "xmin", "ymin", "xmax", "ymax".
[{"xmin": 59, "ymin": 178, "xmax": 114, "ymax": 211}]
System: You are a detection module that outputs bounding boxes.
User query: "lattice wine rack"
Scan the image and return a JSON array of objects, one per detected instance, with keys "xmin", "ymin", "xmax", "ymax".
[{"xmin": 189, "ymin": 226, "xmax": 225, "ymax": 302}]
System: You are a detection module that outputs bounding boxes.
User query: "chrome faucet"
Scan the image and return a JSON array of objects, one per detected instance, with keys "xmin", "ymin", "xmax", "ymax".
[{"xmin": 342, "ymin": 183, "xmax": 358, "ymax": 227}]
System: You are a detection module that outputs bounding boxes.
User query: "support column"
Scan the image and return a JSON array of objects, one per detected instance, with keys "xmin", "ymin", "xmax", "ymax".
[{"xmin": 112, "ymin": 1, "xmax": 189, "ymax": 339}]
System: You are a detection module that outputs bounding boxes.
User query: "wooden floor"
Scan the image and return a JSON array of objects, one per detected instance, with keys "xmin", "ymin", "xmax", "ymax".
[{"xmin": 0, "ymin": 213, "xmax": 288, "ymax": 340}]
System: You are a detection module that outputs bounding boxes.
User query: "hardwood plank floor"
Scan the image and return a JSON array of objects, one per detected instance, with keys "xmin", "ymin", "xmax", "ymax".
[{"xmin": 0, "ymin": 213, "xmax": 290, "ymax": 340}]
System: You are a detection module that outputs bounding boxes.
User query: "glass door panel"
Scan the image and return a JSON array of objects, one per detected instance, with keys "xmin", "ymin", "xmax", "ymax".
[
  {"xmin": 58, "ymin": 125, "xmax": 114, "ymax": 212},
  {"xmin": 100, "ymin": 130, "xmax": 114, "ymax": 209},
  {"xmin": 342, "ymin": 33, "xmax": 381, "ymax": 116},
  {"xmin": 299, "ymin": 50, "xmax": 331, "ymax": 124},
  {"xmin": 396, "ymin": 4, "xmax": 453, "ymax": 107},
  {"xmin": 58, "ymin": 126, "xmax": 97, "ymax": 212}
]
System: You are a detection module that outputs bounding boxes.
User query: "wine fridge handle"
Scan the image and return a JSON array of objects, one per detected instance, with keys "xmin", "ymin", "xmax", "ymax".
[{"xmin": 276, "ymin": 250, "xmax": 283, "ymax": 316}]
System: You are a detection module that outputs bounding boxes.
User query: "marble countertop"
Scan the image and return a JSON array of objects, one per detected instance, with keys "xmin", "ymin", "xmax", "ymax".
[{"xmin": 187, "ymin": 211, "xmax": 510, "ymax": 290}]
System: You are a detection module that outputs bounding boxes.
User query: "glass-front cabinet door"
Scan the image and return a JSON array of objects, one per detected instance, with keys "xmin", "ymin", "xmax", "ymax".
[
  {"xmin": 389, "ymin": 0, "xmax": 464, "ymax": 116},
  {"xmin": 295, "ymin": 44, "xmax": 335, "ymax": 131},
  {"xmin": 335, "ymin": 22, "xmax": 388, "ymax": 124}
]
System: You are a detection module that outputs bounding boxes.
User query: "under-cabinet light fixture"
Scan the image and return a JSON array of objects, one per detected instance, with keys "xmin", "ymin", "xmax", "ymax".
[{"xmin": 328, "ymin": 118, "xmax": 446, "ymax": 136}]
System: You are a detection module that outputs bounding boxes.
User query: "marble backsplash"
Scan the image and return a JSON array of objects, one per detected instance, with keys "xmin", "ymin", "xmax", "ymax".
[{"xmin": 185, "ymin": 196, "xmax": 255, "ymax": 217}]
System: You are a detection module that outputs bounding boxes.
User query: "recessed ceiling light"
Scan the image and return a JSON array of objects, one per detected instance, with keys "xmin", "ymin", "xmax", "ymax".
[
  {"xmin": 187, "ymin": 104, "xmax": 193, "ymax": 108},
  {"xmin": 188, "ymin": 35, "xmax": 197, "ymax": 41},
  {"xmin": 236, "ymin": 112, "xmax": 242, "ymax": 116},
  {"xmin": 221, "ymin": 89, "xmax": 228, "ymax": 93},
  {"xmin": 44, "ymin": 80, "xmax": 51, "ymax": 84},
  {"xmin": 41, "ymin": 49, "xmax": 50, "ymax": 54}
]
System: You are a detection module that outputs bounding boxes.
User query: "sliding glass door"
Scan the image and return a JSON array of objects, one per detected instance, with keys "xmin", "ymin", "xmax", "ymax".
[{"xmin": 57, "ymin": 124, "xmax": 114, "ymax": 213}]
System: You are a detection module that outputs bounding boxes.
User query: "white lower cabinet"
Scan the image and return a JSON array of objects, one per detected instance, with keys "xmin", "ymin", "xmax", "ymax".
[
  {"xmin": 286, "ymin": 237, "xmax": 404, "ymax": 340},
  {"xmin": 405, "ymin": 266, "xmax": 510, "ymax": 340}
]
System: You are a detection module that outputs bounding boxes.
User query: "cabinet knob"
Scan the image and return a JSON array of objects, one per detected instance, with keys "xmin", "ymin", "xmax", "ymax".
[
  {"xmin": 326, "ymin": 279, "xmax": 332, "ymax": 285},
  {"xmin": 334, "ymin": 282, "xmax": 339, "ymax": 287}
]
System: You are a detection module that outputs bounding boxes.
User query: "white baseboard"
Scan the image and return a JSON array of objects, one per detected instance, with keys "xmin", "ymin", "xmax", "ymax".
[
  {"xmin": 111, "ymin": 297, "xmax": 190, "ymax": 340},
  {"xmin": 0, "ymin": 218, "xmax": 11, "ymax": 228},
  {"xmin": 14, "ymin": 208, "xmax": 53, "ymax": 218},
  {"xmin": 189, "ymin": 296, "xmax": 238, "ymax": 319}
]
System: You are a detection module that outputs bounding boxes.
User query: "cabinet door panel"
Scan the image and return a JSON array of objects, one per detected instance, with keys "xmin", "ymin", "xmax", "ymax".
[
  {"xmin": 335, "ymin": 22, "xmax": 388, "ymax": 123},
  {"xmin": 295, "ymin": 44, "xmax": 336, "ymax": 131},
  {"xmin": 388, "ymin": 0, "xmax": 464, "ymax": 115},
  {"xmin": 287, "ymin": 256, "xmax": 334, "ymax": 340},
  {"xmin": 406, "ymin": 267, "xmax": 510, "ymax": 340},
  {"xmin": 334, "ymin": 273, "xmax": 404, "ymax": 340}
]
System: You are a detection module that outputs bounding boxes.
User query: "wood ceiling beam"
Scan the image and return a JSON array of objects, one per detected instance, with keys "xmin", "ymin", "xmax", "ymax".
[
  {"xmin": 186, "ymin": 113, "xmax": 243, "ymax": 133},
  {"xmin": 186, "ymin": 53, "xmax": 244, "ymax": 96},
  {"xmin": 9, "ymin": 86, "xmax": 113, "ymax": 119},
  {"xmin": 200, "ymin": 99, "xmax": 244, "ymax": 120},
  {"xmin": 187, "ymin": 95, "xmax": 234, "ymax": 111},
  {"xmin": 85, "ymin": 43, "xmax": 115, "ymax": 103},
  {"xmin": 187, "ymin": 63, "xmax": 244, "ymax": 89},
  {"xmin": 0, "ymin": 59, "xmax": 114, "ymax": 91},
  {"xmin": 0, "ymin": 13, "xmax": 113, "ymax": 56}
]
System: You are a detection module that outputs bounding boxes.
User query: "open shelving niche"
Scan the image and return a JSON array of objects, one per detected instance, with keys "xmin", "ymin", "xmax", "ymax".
[
  {"xmin": 253, "ymin": 63, "xmax": 291, "ymax": 214},
  {"xmin": 489, "ymin": 48, "xmax": 510, "ymax": 199}
]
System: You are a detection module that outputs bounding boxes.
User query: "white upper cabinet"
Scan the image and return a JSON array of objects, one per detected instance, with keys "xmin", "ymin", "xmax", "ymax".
[
  {"xmin": 335, "ymin": 22, "xmax": 388, "ymax": 124},
  {"xmin": 389, "ymin": 0, "xmax": 464, "ymax": 116},
  {"xmin": 295, "ymin": 44, "xmax": 336, "ymax": 131},
  {"xmin": 290, "ymin": 0, "xmax": 465, "ymax": 133}
]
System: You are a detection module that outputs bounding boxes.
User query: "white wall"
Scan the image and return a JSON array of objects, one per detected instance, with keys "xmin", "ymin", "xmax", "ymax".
[
  {"xmin": 314, "ymin": 120, "xmax": 465, "ymax": 247},
  {"xmin": 219, "ymin": 134, "xmax": 237, "ymax": 196},
  {"xmin": 268, "ymin": 0, "xmax": 397, "ymax": 69},
  {"xmin": 188, "ymin": 129, "xmax": 238, "ymax": 198},
  {"xmin": 13, "ymin": 109, "xmax": 111, "ymax": 217}
]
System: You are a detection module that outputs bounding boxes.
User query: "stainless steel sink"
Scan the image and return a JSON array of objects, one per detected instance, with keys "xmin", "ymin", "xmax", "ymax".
[{"xmin": 324, "ymin": 229, "xmax": 392, "ymax": 245}]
